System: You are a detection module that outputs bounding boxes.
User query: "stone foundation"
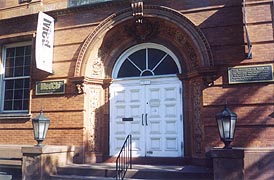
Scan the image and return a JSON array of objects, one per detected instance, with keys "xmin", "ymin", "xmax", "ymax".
[
  {"xmin": 21, "ymin": 145, "xmax": 75, "ymax": 180},
  {"xmin": 210, "ymin": 148, "xmax": 244, "ymax": 180},
  {"xmin": 209, "ymin": 147, "xmax": 274, "ymax": 180}
]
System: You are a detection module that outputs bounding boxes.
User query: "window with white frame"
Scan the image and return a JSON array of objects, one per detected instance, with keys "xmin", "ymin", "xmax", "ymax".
[
  {"xmin": 112, "ymin": 43, "xmax": 181, "ymax": 79},
  {"xmin": 1, "ymin": 43, "xmax": 31, "ymax": 113}
]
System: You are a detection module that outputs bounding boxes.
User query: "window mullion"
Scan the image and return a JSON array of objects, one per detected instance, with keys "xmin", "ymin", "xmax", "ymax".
[
  {"xmin": 11, "ymin": 80, "xmax": 15, "ymax": 111},
  {"xmin": 152, "ymin": 53, "xmax": 168, "ymax": 72},
  {"xmin": 23, "ymin": 47, "xmax": 26, "ymax": 76},
  {"xmin": 127, "ymin": 57, "xmax": 142, "ymax": 72},
  {"xmin": 4, "ymin": 76, "xmax": 30, "ymax": 80},
  {"xmin": 13, "ymin": 48, "xmax": 16, "ymax": 78},
  {"xmin": 146, "ymin": 48, "xmax": 149, "ymax": 70}
]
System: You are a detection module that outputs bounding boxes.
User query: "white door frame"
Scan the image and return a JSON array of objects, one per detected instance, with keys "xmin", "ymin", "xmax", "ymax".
[{"xmin": 109, "ymin": 76, "xmax": 183, "ymax": 157}]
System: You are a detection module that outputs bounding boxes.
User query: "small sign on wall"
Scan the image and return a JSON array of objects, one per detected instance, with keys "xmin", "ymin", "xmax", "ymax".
[
  {"xmin": 228, "ymin": 64, "xmax": 273, "ymax": 84},
  {"xmin": 122, "ymin": 117, "xmax": 133, "ymax": 121},
  {"xmin": 36, "ymin": 80, "xmax": 65, "ymax": 95}
]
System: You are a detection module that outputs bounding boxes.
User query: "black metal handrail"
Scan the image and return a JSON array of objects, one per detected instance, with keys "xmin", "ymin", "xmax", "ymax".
[{"xmin": 115, "ymin": 134, "xmax": 132, "ymax": 180}]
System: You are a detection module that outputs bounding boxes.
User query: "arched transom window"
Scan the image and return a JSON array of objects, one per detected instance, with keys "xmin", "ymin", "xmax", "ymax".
[{"xmin": 112, "ymin": 43, "xmax": 181, "ymax": 79}]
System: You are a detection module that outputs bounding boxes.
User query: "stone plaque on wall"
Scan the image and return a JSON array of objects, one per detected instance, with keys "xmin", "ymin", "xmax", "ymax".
[
  {"xmin": 36, "ymin": 80, "xmax": 65, "ymax": 95},
  {"xmin": 68, "ymin": 0, "xmax": 112, "ymax": 7},
  {"xmin": 228, "ymin": 64, "xmax": 273, "ymax": 84}
]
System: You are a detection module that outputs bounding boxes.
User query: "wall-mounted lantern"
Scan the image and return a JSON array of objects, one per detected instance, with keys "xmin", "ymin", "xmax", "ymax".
[
  {"xmin": 215, "ymin": 106, "xmax": 237, "ymax": 149},
  {"xmin": 32, "ymin": 111, "xmax": 50, "ymax": 146}
]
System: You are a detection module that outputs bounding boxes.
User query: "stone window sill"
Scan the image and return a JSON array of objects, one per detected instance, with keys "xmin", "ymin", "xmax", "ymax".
[{"xmin": 0, "ymin": 114, "xmax": 31, "ymax": 120}]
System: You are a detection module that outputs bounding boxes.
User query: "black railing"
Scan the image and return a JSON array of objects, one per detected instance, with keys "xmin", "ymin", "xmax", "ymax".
[{"xmin": 115, "ymin": 134, "xmax": 132, "ymax": 180}]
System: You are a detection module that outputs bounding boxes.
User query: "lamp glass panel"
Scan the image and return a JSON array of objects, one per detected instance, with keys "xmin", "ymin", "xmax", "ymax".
[
  {"xmin": 223, "ymin": 118, "xmax": 231, "ymax": 139},
  {"xmin": 43, "ymin": 122, "xmax": 50, "ymax": 139},
  {"xmin": 32, "ymin": 121, "xmax": 39, "ymax": 139},
  {"xmin": 217, "ymin": 118, "xmax": 224, "ymax": 139},
  {"xmin": 38, "ymin": 121, "xmax": 46, "ymax": 139},
  {"xmin": 230, "ymin": 119, "xmax": 236, "ymax": 138}
]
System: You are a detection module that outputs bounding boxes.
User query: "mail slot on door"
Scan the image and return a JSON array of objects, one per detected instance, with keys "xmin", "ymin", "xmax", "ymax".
[{"xmin": 122, "ymin": 117, "xmax": 133, "ymax": 121}]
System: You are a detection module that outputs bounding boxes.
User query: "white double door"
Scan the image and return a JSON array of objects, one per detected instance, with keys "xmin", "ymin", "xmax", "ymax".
[{"xmin": 110, "ymin": 77, "xmax": 183, "ymax": 157}]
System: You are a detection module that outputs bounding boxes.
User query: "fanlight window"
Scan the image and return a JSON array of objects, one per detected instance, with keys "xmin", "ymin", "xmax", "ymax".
[{"xmin": 117, "ymin": 46, "xmax": 180, "ymax": 78}]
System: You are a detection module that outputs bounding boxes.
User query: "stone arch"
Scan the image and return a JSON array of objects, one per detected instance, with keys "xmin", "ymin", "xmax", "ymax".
[
  {"xmin": 74, "ymin": 5, "xmax": 214, "ymax": 78},
  {"xmin": 75, "ymin": 5, "xmax": 215, "ymax": 158}
]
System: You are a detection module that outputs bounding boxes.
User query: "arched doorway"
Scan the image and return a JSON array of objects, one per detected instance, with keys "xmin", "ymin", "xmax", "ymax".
[
  {"xmin": 73, "ymin": 5, "xmax": 215, "ymax": 160},
  {"xmin": 109, "ymin": 43, "xmax": 183, "ymax": 157}
]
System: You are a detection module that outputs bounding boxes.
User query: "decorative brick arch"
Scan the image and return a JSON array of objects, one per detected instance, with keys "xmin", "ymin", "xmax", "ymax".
[
  {"xmin": 74, "ymin": 5, "xmax": 214, "ymax": 78},
  {"xmin": 75, "ymin": 5, "xmax": 215, "ymax": 158}
]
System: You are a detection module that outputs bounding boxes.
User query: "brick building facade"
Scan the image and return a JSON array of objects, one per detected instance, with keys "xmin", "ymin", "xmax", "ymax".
[{"xmin": 0, "ymin": 0, "xmax": 273, "ymax": 164}]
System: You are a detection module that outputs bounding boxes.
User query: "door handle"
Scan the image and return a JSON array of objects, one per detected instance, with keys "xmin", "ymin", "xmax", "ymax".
[
  {"xmin": 142, "ymin": 114, "xmax": 144, "ymax": 126},
  {"xmin": 145, "ymin": 113, "xmax": 148, "ymax": 126}
]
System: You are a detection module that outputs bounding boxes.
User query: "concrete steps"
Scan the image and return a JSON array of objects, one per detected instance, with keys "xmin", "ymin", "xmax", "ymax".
[
  {"xmin": 51, "ymin": 163, "xmax": 213, "ymax": 180},
  {"xmin": 0, "ymin": 172, "xmax": 12, "ymax": 180}
]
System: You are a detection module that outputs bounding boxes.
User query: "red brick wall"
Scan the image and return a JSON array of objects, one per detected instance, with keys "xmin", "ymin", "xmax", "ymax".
[
  {"xmin": 201, "ymin": 0, "xmax": 274, "ymax": 149},
  {"xmin": 0, "ymin": 0, "xmax": 273, "ymax": 156}
]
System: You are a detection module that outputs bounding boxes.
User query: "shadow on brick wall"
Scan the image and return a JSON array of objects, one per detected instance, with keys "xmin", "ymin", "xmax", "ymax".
[
  {"xmin": 197, "ymin": 1, "xmax": 274, "ymax": 179},
  {"xmin": 244, "ymin": 150, "xmax": 274, "ymax": 180}
]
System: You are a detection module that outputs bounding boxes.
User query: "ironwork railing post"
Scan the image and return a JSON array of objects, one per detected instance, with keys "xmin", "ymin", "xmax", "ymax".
[
  {"xmin": 130, "ymin": 134, "xmax": 132, "ymax": 169},
  {"xmin": 116, "ymin": 159, "xmax": 118, "ymax": 180},
  {"xmin": 115, "ymin": 134, "xmax": 132, "ymax": 180}
]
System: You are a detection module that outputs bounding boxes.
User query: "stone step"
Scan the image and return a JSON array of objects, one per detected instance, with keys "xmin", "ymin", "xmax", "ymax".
[
  {"xmin": 0, "ymin": 172, "xmax": 12, "ymax": 180},
  {"xmin": 50, "ymin": 174, "xmax": 115, "ymax": 180},
  {"xmin": 52, "ymin": 163, "xmax": 213, "ymax": 180},
  {"xmin": 51, "ymin": 174, "xmax": 155, "ymax": 180},
  {"xmin": 0, "ymin": 166, "xmax": 22, "ymax": 180},
  {"xmin": 55, "ymin": 163, "xmax": 117, "ymax": 177}
]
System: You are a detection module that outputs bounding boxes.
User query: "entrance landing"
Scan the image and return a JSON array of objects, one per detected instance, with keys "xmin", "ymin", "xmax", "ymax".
[{"xmin": 51, "ymin": 163, "xmax": 213, "ymax": 180}]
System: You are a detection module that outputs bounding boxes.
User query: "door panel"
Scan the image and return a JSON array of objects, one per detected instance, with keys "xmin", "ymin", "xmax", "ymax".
[
  {"xmin": 110, "ymin": 77, "xmax": 183, "ymax": 157},
  {"xmin": 110, "ymin": 84, "xmax": 145, "ymax": 156},
  {"xmin": 145, "ymin": 83, "xmax": 182, "ymax": 157}
]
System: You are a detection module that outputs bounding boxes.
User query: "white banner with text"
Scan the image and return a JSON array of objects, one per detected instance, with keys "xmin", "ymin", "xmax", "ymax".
[{"xmin": 35, "ymin": 11, "xmax": 54, "ymax": 73}]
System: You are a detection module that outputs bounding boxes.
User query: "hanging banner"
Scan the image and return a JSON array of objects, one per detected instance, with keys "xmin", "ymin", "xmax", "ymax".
[{"xmin": 35, "ymin": 11, "xmax": 54, "ymax": 73}]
